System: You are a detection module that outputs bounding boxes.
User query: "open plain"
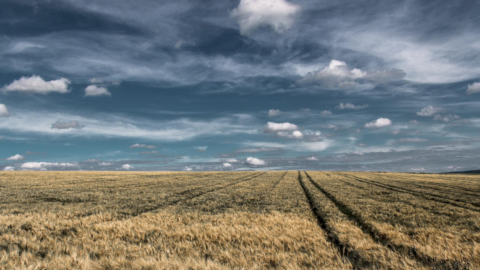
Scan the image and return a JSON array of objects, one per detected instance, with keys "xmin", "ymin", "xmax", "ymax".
[{"xmin": 0, "ymin": 171, "xmax": 479, "ymax": 269}]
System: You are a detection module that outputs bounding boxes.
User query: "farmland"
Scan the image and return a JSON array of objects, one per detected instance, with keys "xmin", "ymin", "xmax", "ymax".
[{"xmin": 0, "ymin": 171, "xmax": 479, "ymax": 269}]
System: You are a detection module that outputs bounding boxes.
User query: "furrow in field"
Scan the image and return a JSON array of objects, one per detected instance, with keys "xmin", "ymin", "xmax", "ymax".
[
  {"xmin": 310, "ymin": 172, "xmax": 473, "ymax": 270},
  {"xmin": 297, "ymin": 171, "xmax": 425, "ymax": 270},
  {"xmin": 341, "ymin": 173, "xmax": 480, "ymax": 213},
  {"xmin": 131, "ymin": 172, "xmax": 267, "ymax": 216}
]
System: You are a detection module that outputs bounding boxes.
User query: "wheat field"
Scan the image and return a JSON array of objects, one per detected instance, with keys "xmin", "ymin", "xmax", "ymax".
[{"xmin": 0, "ymin": 171, "xmax": 479, "ymax": 269}]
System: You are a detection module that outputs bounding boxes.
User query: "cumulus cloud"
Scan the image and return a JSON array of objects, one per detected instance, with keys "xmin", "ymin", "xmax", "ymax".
[
  {"xmin": 231, "ymin": 0, "xmax": 300, "ymax": 35},
  {"xmin": 299, "ymin": 60, "xmax": 405, "ymax": 89},
  {"xmin": 336, "ymin": 103, "xmax": 369, "ymax": 110},
  {"xmin": 417, "ymin": 105, "xmax": 444, "ymax": 116},
  {"xmin": 21, "ymin": 162, "xmax": 78, "ymax": 170},
  {"xmin": 0, "ymin": 104, "xmax": 9, "ymax": 117},
  {"xmin": 84, "ymin": 85, "xmax": 111, "ymax": 97},
  {"xmin": 466, "ymin": 82, "xmax": 480, "ymax": 95},
  {"xmin": 130, "ymin": 143, "xmax": 157, "ymax": 149},
  {"xmin": 264, "ymin": 122, "xmax": 298, "ymax": 133},
  {"xmin": 434, "ymin": 114, "xmax": 461, "ymax": 122},
  {"xmin": 51, "ymin": 121, "xmax": 84, "ymax": 129},
  {"xmin": 268, "ymin": 109, "xmax": 281, "ymax": 117},
  {"xmin": 365, "ymin": 118, "xmax": 392, "ymax": 128},
  {"xmin": 121, "ymin": 164, "xmax": 133, "ymax": 170},
  {"xmin": 306, "ymin": 156, "xmax": 318, "ymax": 161},
  {"xmin": 320, "ymin": 110, "xmax": 332, "ymax": 116},
  {"xmin": 196, "ymin": 146, "xmax": 208, "ymax": 152},
  {"xmin": 225, "ymin": 158, "xmax": 238, "ymax": 163},
  {"xmin": 276, "ymin": 130, "xmax": 304, "ymax": 139},
  {"xmin": 2, "ymin": 75, "xmax": 70, "ymax": 94},
  {"xmin": 6, "ymin": 154, "xmax": 25, "ymax": 161},
  {"xmin": 184, "ymin": 166, "xmax": 193, "ymax": 171},
  {"xmin": 3, "ymin": 166, "xmax": 15, "ymax": 171},
  {"xmin": 222, "ymin": 163, "xmax": 232, "ymax": 168},
  {"xmin": 245, "ymin": 157, "xmax": 266, "ymax": 166}
]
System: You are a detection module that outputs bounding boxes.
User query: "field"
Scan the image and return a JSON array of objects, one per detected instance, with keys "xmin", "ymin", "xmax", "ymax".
[{"xmin": 0, "ymin": 171, "xmax": 479, "ymax": 269}]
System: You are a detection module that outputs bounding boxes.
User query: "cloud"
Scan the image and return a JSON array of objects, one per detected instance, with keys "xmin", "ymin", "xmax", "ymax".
[
  {"xmin": 230, "ymin": 0, "xmax": 300, "ymax": 35},
  {"xmin": 0, "ymin": 104, "xmax": 9, "ymax": 117},
  {"xmin": 3, "ymin": 166, "xmax": 15, "ymax": 171},
  {"xmin": 397, "ymin": 138, "xmax": 429, "ymax": 143},
  {"xmin": 184, "ymin": 166, "xmax": 193, "ymax": 171},
  {"xmin": 320, "ymin": 110, "xmax": 332, "ymax": 116},
  {"xmin": 417, "ymin": 105, "xmax": 444, "ymax": 116},
  {"xmin": 196, "ymin": 146, "xmax": 208, "ymax": 152},
  {"xmin": 2, "ymin": 75, "xmax": 70, "ymax": 94},
  {"xmin": 306, "ymin": 156, "xmax": 318, "ymax": 161},
  {"xmin": 139, "ymin": 151, "xmax": 159, "ymax": 155},
  {"xmin": 222, "ymin": 163, "xmax": 232, "ymax": 168},
  {"xmin": 409, "ymin": 120, "xmax": 419, "ymax": 124},
  {"xmin": 84, "ymin": 85, "xmax": 111, "ymax": 97},
  {"xmin": 299, "ymin": 60, "xmax": 405, "ymax": 89},
  {"xmin": 365, "ymin": 118, "xmax": 392, "ymax": 128},
  {"xmin": 51, "ymin": 121, "xmax": 84, "ymax": 130},
  {"xmin": 6, "ymin": 154, "xmax": 25, "ymax": 161},
  {"xmin": 89, "ymin": 78, "xmax": 103, "ymax": 84},
  {"xmin": 21, "ymin": 162, "xmax": 78, "ymax": 170},
  {"xmin": 466, "ymin": 82, "xmax": 480, "ymax": 95},
  {"xmin": 264, "ymin": 122, "xmax": 298, "ymax": 133},
  {"xmin": 130, "ymin": 143, "xmax": 157, "ymax": 149},
  {"xmin": 99, "ymin": 162, "xmax": 113, "ymax": 166},
  {"xmin": 237, "ymin": 147, "xmax": 283, "ymax": 153},
  {"xmin": 268, "ymin": 109, "xmax": 281, "ymax": 117},
  {"xmin": 121, "ymin": 164, "xmax": 133, "ymax": 170},
  {"xmin": 225, "ymin": 158, "xmax": 238, "ymax": 163},
  {"xmin": 245, "ymin": 157, "xmax": 266, "ymax": 166},
  {"xmin": 434, "ymin": 114, "xmax": 461, "ymax": 122},
  {"xmin": 336, "ymin": 103, "xmax": 369, "ymax": 110},
  {"xmin": 276, "ymin": 130, "xmax": 304, "ymax": 139}
]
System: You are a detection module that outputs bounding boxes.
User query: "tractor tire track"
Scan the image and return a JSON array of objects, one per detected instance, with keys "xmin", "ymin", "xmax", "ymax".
[
  {"xmin": 129, "ymin": 172, "xmax": 266, "ymax": 216},
  {"xmin": 339, "ymin": 173, "xmax": 480, "ymax": 213},
  {"xmin": 306, "ymin": 172, "xmax": 470, "ymax": 270}
]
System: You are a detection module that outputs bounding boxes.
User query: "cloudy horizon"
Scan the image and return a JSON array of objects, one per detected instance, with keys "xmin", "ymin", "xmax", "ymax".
[{"xmin": 1, "ymin": 0, "xmax": 480, "ymax": 173}]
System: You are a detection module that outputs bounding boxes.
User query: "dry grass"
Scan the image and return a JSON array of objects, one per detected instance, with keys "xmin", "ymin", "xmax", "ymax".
[{"xmin": 1, "ymin": 170, "xmax": 479, "ymax": 269}]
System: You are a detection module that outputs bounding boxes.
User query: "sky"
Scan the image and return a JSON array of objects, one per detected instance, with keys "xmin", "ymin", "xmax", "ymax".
[{"xmin": 1, "ymin": 0, "xmax": 480, "ymax": 172}]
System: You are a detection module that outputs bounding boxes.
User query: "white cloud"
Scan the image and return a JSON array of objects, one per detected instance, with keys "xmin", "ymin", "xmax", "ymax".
[
  {"xmin": 222, "ymin": 163, "xmax": 232, "ymax": 168},
  {"xmin": 466, "ymin": 82, "xmax": 480, "ymax": 95},
  {"xmin": 139, "ymin": 151, "xmax": 159, "ymax": 155},
  {"xmin": 6, "ymin": 154, "xmax": 25, "ymax": 161},
  {"xmin": 245, "ymin": 157, "xmax": 266, "ymax": 166},
  {"xmin": 434, "ymin": 114, "xmax": 461, "ymax": 122},
  {"xmin": 3, "ymin": 166, "xmax": 15, "ymax": 171},
  {"xmin": 264, "ymin": 122, "xmax": 298, "ymax": 133},
  {"xmin": 84, "ymin": 85, "xmax": 111, "ymax": 97},
  {"xmin": 268, "ymin": 109, "xmax": 281, "ymax": 117},
  {"xmin": 295, "ymin": 141, "xmax": 330, "ymax": 152},
  {"xmin": 21, "ymin": 162, "xmax": 78, "ymax": 170},
  {"xmin": 276, "ymin": 130, "xmax": 304, "ymax": 139},
  {"xmin": 196, "ymin": 146, "xmax": 208, "ymax": 152},
  {"xmin": 130, "ymin": 143, "xmax": 157, "ymax": 149},
  {"xmin": 89, "ymin": 78, "xmax": 103, "ymax": 84},
  {"xmin": 365, "ymin": 118, "xmax": 392, "ymax": 128},
  {"xmin": 320, "ymin": 110, "xmax": 332, "ymax": 116},
  {"xmin": 225, "ymin": 158, "xmax": 238, "ymax": 163},
  {"xmin": 2, "ymin": 75, "xmax": 70, "ymax": 94},
  {"xmin": 230, "ymin": 0, "xmax": 300, "ymax": 35},
  {"xmin": 121, "ymin": 164, "xmax": 133, "ymax": 170},
  {"xmin": 306, "ymin": 156, "xmax": 318, "ymax": 161},
  {"xmin": 397, "ymin": 138, "xmax": 428, "ymax": 143},
  {"xmin": 299, "ymin": 60, "xmax": 404, "ymax": 89},
  {"xmin": 0, "ymin": 104, "xmax": 9, "ymax": 117},
  {"xmin": 51, "ymin": 121, "xmax": 84, "ymax": 129},
  {"xmin": 409, "ymin": 120, "xmax": 419, "ymax": 124},
  {"xmin": 99, "ymin": 162, "xmax": 113, "ymax": 166},
  {"xmin": 417, "ymin": 105, "xmax": 444, "ymax": 116},
  {"xmin": 336, "ymin": 103, "xmax": 369, "ymax": 110},
  {"xmin": 184, "ymin": 166, "xmax": 193, "ymax": 171}
]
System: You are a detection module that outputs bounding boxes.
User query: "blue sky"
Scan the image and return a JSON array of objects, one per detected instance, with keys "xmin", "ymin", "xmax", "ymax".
[{"xmin": 1, "ymin": 0, "xmax": 480, "ymax": 172}]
